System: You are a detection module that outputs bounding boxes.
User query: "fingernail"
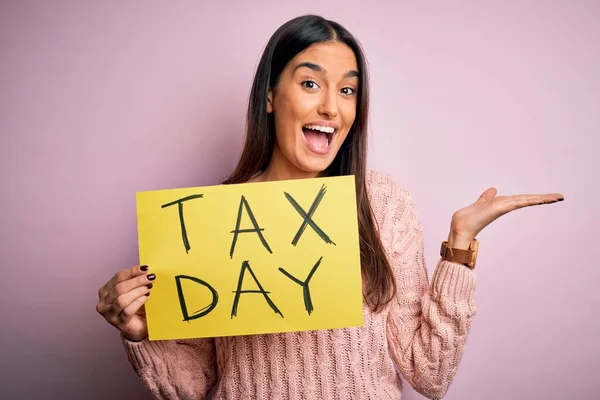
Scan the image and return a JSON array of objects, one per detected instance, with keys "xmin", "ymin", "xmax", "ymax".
[
  {"xmin": 140, "ymin": 265, "xmax": 148, "ymax": 272},
  {"xmin": 147, "ymin": 273, "xmax": 156, "ymax": 281},
  {"xmin": 146, "ymin": 283, "xmax": 153, "ymax": 289},
  {"xmin": 557, "ymin": 198, "xmax": 564, "ymax": 202},
  {"xmin": 145, "ymin": 293, "xmax": 150, "ymax": 297}
]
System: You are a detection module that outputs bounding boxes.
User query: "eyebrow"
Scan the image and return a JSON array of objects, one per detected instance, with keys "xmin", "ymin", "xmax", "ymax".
[{"xmin": 293, "ymin": 62, "xmax": 360, "ymax": 79}]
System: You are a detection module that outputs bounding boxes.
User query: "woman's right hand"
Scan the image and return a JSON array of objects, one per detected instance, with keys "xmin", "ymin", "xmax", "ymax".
[{"xmin": 96, "ymin": 264, "xmax": 156, "ymax": 342}]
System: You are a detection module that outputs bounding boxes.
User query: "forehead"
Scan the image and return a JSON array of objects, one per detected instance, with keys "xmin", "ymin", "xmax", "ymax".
[{"xmin": 291, "ymin": 41, "xmax": 358, "ymax": 74}]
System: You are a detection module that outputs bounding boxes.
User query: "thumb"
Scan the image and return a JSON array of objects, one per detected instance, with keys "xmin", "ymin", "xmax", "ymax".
[{"xmin": 475, "ymin": 187, "xmax": 497, "ymax": 205}]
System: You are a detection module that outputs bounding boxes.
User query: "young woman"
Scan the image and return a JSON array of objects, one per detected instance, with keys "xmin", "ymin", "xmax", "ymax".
[{"xmin": 96, "ymin": 15, "xmax": 564, "ymax": 400}]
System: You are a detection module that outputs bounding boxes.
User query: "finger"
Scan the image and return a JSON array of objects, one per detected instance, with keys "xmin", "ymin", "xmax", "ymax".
[
  {"xmin": 107, "ymin": 285, "xmax": 152, "ymax": 322},
  {"xmin": 101, "ymin": 264, "xmax": 149, "ymax": 298},
  {"xmin": 538, "ymin": 193, "xmax": 565, "ymax": 203},
  {"xmin": 96, "ymin": 281, "xmax": 152, "ymax": 318},
  {"xmin": 511, "ymin": 195, "xmax": 545, "ymax": 209},
  {"xmin": 118, "ymin": 293, "xmax": 150, "ymax": 324},
  {"xmin": 508, "ymin": 193, "xmax": 564, "ymax": 209},
  {"xmin": 515, "ymin": 193, "xmax": 563, "ymax": 200},
  {"xmin": 105, "ymin": 273, "xmax": 156, "ymax": 305},
  {"xmin": 96, "ymin": 299, "xmax": 110, "ymax": 316}
]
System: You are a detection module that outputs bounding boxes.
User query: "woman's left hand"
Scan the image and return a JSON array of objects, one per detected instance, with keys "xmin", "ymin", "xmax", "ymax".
[{"xmin": 448, "ymin": 187, "xmax": 565, "ymax": 244}]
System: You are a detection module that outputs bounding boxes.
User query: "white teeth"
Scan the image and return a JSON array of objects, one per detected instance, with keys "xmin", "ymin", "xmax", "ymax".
[{"xmin": 304, "ymin": 124, "xmax": 335, "ymax": 134}]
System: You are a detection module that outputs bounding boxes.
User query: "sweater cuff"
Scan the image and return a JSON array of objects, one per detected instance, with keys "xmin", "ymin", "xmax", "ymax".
[
  {"xmin": 121, "ymin": 334, "xmax": 167, "ymax": 372},
  {"xmin": 431, "ymin": 260, "xmax": 476, "ymax": 302}
]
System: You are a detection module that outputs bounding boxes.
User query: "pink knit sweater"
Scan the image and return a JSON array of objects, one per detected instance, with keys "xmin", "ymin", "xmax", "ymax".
[{"xmin": 122, "ymin": 170, "xmax": 477, "ymax": 400}]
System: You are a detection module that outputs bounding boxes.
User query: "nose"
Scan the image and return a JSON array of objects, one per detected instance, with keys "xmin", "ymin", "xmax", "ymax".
[{"xmin": 317, "ymin": 89, "xmax": 338, "ymax": 119}]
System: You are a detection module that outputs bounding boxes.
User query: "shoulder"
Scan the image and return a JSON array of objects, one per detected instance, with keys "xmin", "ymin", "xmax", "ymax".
[
  {"xmin": 366, "ymin": 169, "xmax": 415, "ymax": 207},
  {"xmin": 365, "ymin": 169, "xmax": 421, "ymax": 231}
]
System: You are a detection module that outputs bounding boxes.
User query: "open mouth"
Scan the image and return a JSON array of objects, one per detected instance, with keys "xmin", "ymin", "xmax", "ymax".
[{"xmin": 301, "ymin": 124, "xmax": 336, "ymax": 153}]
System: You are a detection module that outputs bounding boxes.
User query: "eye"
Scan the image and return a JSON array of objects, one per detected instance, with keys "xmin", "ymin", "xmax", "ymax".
[
  {"xmin": 340, "ymin": 87, "xmax": 356, "ymax": 96},
  {"xmin": 301, "ymin": 80, "xmax": 320, "ymax": 90}
]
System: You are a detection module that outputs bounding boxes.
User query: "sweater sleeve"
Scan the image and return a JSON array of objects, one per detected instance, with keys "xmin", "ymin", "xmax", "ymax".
[
  {"xmin": 381, "ymin": 177, "xmax": 476, "ymax": 400},
  {"xmin": 121, "ymin": 335, "xmax": 218, "ymax": 399}
]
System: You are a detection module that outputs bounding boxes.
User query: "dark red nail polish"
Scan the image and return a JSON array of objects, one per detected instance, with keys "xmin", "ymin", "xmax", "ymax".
[
  {"xmin": 145, "ymin": 293, "xmax": 150, "ymax": 297},
  {"xmin": 140, "ymin": 265, "xmax": 148, "ymax": 272},
  {"xmin": 146, "ymin": 283, "xmax": 153, "ymax": 289},
  {"xmin": 557, "ymin": 198, "xmax": 564, "ymax": 202},
  {"xmin": 147, "ymin": 273, "xmax": 156, "ymax": 281}
]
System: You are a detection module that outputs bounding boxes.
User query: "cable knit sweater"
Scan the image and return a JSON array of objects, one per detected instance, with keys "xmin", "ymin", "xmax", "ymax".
[{"xmin": 122, "ymin": 170, "xmax": 477, "ymax": 400}]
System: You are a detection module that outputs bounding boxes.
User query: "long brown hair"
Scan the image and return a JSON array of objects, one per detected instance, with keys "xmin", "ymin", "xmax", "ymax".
[{"xmin": 223, "ymin": 15, "xmax": 395, "ymax": 312}]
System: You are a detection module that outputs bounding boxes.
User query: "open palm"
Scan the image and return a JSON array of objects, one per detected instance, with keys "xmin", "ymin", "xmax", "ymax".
[{"xmin": 451, "ymin": 187, "xmax": 564, "ymax": 239}]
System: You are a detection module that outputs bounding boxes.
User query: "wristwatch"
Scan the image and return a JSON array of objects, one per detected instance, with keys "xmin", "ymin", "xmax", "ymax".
[{"xmin": 440, "ymin": 238, "xmax": 479, "ymax": 270}]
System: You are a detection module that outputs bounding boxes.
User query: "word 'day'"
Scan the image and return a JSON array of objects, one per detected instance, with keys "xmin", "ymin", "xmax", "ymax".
[{"xmin": 136, "ymin": 175, "xmax": 363, "ymax": 340}]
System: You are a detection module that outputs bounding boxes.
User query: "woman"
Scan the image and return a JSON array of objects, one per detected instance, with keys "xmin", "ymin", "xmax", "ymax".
[{"xmin": 96, "ymin": 15, "xmax": 564, "ymax": 400}]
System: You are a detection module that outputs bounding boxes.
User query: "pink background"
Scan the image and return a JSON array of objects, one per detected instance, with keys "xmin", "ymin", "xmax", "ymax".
[{"xmin": 1, "ymin": 1, "xmax": 598, "ymax": 399}]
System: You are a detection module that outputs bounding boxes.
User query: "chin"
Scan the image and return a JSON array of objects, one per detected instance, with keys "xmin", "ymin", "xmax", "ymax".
[{"xmin": 295, "ymin": 152, "xmax": 338, "ymax": 175}]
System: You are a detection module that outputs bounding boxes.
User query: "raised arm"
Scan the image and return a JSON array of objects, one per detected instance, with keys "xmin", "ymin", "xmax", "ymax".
[{"xmin": 381, "ymin": 180, "xmax": 476, "ymax": 399}]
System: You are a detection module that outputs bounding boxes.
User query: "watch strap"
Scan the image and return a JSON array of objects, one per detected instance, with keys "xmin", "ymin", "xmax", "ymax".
[{"xmin": 440, "ymin": 238, "xmax": 478, "ymax": 269}]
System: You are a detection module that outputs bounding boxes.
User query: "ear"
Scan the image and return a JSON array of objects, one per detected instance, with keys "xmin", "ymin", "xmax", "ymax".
[{"xmin": 267, "ymin": 89, "xmax": 273, "ymax": 113}]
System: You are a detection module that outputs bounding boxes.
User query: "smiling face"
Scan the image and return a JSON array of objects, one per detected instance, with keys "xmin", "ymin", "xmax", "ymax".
[{"xmin": 261, "ymin": 41, "xmax": 359, "ymax": 181}]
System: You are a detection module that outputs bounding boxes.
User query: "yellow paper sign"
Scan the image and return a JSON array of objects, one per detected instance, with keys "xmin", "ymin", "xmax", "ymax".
[{"xmin": 136, "ymin": 175, "xmax": 363, "ymax": 341}]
